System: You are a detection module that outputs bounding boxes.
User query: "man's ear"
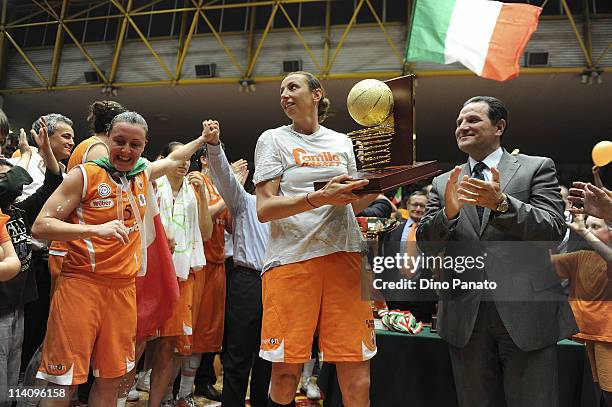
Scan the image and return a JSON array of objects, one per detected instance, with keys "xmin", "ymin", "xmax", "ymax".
[{"xmin": 495, "ymin": 119, "xmax": 506, "ymax": 136}]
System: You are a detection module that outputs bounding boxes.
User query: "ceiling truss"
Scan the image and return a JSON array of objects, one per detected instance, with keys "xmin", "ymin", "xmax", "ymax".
[{"xmin": 0, "ymin": 0, "xmax": 610, "ymax": 94}]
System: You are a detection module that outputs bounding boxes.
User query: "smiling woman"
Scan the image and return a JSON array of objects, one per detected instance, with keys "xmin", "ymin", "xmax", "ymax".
[{"xmin": 30, "ymin": 111, "xmax": 219, "ymax": 407}]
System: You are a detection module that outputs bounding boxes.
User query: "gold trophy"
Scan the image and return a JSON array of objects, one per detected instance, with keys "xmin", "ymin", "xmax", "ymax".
[
  {"xmin": 356, "ymin": 216, "xmax": 399, "ymax": 311},
  {"xmin": 315, "ymin": 75, "xmax": 439, "ymax": 193}
]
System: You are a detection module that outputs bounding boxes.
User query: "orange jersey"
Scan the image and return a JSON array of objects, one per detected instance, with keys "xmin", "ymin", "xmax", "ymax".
[
  {"xmin": 67, "ymin": 136, "xmax": 107, "ymax": 171},
  {"xmin": 201, "ymin": 172, "xmax": 228, "ymax": 264},
  {"xmin": 51, "ymin": 136, "xmax": 107, "ymax": 254},
  {"xmin": 62, "ymin": 163, "xmax": 148, "ymax": 278}
]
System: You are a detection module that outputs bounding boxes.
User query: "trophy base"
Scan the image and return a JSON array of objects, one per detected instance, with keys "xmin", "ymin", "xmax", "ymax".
[{"xmin": 314, "ymin": 161, "xmax": 440, "ymax": 194}]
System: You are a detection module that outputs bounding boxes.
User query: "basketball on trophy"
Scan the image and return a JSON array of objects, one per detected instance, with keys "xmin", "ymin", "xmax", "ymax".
[{"xmin": 347, "ymin": 79, "xmax": 394, "ymax": 127}]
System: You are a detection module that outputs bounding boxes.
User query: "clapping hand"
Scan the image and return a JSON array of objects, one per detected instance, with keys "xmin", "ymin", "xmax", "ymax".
[
  {"xmin": 457, "ymin": 167, "xmax": 504, "ymax": 210},
  {"xmin": 569, "ymin": 182, "xmax": 612, "ymax": 221},
  {"xmin": 443, "ymin": 167, "xmax": 464, "ymax": 219},
  {"xmin": 18, "ymin": 128, "xmax": 31, "ymax": 157},
  {"xmin": 30, "ymin": 116, "xmax": 51, "ymax": 152},
  {"xmin": 231, "ymin": 159, "xmax": 249, "ymax": 186}
]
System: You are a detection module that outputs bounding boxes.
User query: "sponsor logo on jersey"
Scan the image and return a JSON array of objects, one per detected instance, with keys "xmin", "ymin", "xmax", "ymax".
[
  {"xmin": 292, "ymin": 148, "xmax": 342, "ymax": 167},
  {"xmin": 261, "ymin": 337, "xmax": 281, "ymax": 349},
  {"xmin": 135, "ymin": 177, "xmax": 143, "ymax": 189},
  {"xmin": 47, "ymin": 363, "xmax": 65, "ymax": 372},
  {"xmin": 90, "ymin": 198, "xmax": 114, "ymax": 208},
  {"xmin": 98, "ymin": 183, "xmax": 112, "ymax": 198},
  {"xmin": 138, "ymin": 193, "xmax": 146, "ymax": 206}
]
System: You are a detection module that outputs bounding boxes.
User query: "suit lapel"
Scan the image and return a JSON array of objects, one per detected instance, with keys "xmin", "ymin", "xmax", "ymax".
[{"xmin": 479, "ymin": 150, "xmax": 520, "ymax": 235}]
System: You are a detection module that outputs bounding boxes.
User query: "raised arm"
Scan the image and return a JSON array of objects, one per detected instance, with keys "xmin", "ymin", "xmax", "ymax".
[
  {"xmin": 14, "ymin": 129, "xmax": 32, "ymax": 170},
  {"xmin": 207, "ymin": 144, "xmax": 248, "ymax": 216},
  {"xmin": 32, "ymin": 116, "xmax": 60, "ymax": 175},
  {"xmin": 32, "ymin": 168, "xmax": 129, "ymax": 243},
  {"xmin": 148, "ymin": 120, "xmax": 217, "ymax": 180},
  {"xmin": 567, "ymin": 214, "xmax": 612, "ymax": 278},
  {"xmin": 187, "ymin": 172, "xmax": 213, "ymax": 241}
]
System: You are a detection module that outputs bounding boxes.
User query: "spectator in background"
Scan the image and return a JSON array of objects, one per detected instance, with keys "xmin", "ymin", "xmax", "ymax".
[
  {"xmin": 16, "ymin": 113, "xmax": 75, "ymax": 378},
  {"xmin": 382, "ymin": 190, "xmax": 436, "ymax": 323},
  {"xmin": 0, "ymin": 117, "xmax": 62, "ymax": 404},
  {"xmin": 551, "ymin": 214, "xmax": 612, "ymax": 406},
  {"xmin": 0, "ymin": 109, "xmax": 10, "ymax": 157},
  {"xmin": 10, "ymin": 114, "xmax": 73, "ymax": 197},
  {"xmin": 401, "ymin": 191, "xmax": 428, "ymax": 242}
]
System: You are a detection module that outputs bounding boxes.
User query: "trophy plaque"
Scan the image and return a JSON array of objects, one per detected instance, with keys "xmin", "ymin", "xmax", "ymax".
[{"xmin": 314, "ymin": 75, "xmax": 440, "ymax": 193}]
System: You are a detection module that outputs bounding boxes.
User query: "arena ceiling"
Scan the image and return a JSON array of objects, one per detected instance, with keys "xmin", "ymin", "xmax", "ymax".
[
  {"xmin": 0, "ymin": 0, "xmax": 610, "ymax": 182},
  {"xmin": 2, "ymin": 71, "xmax": 610, "ymax": 174}
]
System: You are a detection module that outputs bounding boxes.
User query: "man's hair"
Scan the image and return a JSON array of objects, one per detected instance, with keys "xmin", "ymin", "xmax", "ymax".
[
  {"xmin": 32, "ymin": 113, "xmax": 73, "ymax": 137},
  {"xmin": 108, "ymin": 111, "xmax": 148, "ymax": 136},
  {"xmin": 463, "ymin": 96, "xmax": 508, "ymax": 135},
  {"xmin": 0, "ymin": 109, "xmax": 9, "ymax": 137},
  {"xmin": 409, "ymin": 190, "xmax": 428, "ymax": 202}
]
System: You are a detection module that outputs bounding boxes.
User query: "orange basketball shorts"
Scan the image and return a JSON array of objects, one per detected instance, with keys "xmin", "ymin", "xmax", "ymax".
[
  {"xmin": 157, "ymin": 273, "xmax": 195, "ymax": 337},
  {"xmin": 259, "ymin": 251, "xmax": 376, "ymax": 363},
  {"xmin": 37, "ymin": 273, "xmax": 137, "ymax": 385}
]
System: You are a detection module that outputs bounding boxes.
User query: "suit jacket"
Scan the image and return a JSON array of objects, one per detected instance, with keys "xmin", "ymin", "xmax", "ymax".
[
  {"xmin": 380, "ymin": 220, "xmax": 437, "ymax": 322},
  {"xmin": 417, "ymin": 150, "xmax": 578, "ymax": 351}
]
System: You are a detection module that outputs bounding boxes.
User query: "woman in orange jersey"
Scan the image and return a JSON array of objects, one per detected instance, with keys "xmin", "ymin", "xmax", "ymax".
[
  {"xmin": 32, "ymin": 112, "xmax": 219, "ymax": 407},
  {"xmin": 254, "ymin": 71, "xmax": 378, "ymax": 407},
  {"xmin": 49, "ymin": 100, "xmax": 127, "ymax": 293},
  {"xmin": 148, "ymin": 142, "xmax": 213, "ymax": 406}
]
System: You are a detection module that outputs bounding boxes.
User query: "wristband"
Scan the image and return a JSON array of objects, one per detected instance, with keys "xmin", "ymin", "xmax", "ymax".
[{"xmin": 306, "ymin": 192, "xmax": 319, "ymax": 208}]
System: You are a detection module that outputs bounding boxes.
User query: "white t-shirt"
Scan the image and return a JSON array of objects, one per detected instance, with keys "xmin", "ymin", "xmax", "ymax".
[{"xmin": 253, "ymin": 125, "xmax": 363, "ymax": 272}]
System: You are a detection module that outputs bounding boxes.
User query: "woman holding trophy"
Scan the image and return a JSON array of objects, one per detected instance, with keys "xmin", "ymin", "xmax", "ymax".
[{"xmin": 254, "ymin": 71, "xmax": 378, "ymax": 407}]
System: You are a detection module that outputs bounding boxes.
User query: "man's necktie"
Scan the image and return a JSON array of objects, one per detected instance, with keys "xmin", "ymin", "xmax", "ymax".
[
  {"xmin": 472, "ymin": 161, "xmax": 487, "ymax": 222},
  {"xmin": 408, "ymin": 222, "xmax": 417, "ymax": 242}
]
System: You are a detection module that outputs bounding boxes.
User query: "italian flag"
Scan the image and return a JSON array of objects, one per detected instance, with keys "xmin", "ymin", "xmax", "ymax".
[
  {"xmin": 406, "ymin": 0, "xmax": 542, "ymax": 81},
  {"xmin": 136, "ymin": 180, "xmax": 179, "ymax": 339}
]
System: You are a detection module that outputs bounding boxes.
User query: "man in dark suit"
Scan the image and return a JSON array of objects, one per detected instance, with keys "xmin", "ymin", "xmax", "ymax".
[
  {"xmin": 417, "ymin": 96, "xmax": 577, "ymax": 407},
  {"xmin": 383, "ymin": 191, "xmax": 436, "ymax": 322}
]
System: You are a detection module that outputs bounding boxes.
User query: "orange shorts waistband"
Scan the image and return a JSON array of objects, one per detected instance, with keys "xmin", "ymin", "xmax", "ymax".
[{"xmin": 60, "ymin": 271, "xmax": 135, "ymax": 288}]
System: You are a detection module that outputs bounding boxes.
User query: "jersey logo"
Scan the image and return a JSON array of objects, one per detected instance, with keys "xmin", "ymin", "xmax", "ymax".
[
  {"xmin": 98, "ymin": 183, "xmax": 112, "ymax": 198},
  {"xmin": 90, "ymin": 198, "xmax": 114, "ymax": 209},
  {"xmin": 135, "ymin": 177, "xmax": 143, "ymax": 189},
  {"xmin": 292, "ymin": 148, "xmax": 341, "ymax": 167},
  {"xmin": 138, "ymin": 193, "xmax": 146, "ymax": 206}
]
